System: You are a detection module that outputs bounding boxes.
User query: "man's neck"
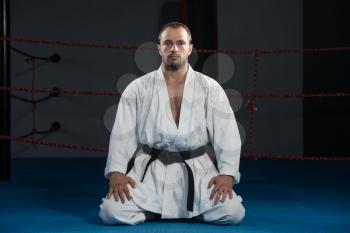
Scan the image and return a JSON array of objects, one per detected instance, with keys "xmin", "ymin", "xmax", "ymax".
[{"xmin": 162, "ymin": 63, "xmax": 189, "ymax": 84}]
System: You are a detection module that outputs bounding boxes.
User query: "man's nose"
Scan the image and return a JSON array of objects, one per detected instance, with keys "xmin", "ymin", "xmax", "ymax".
[{"xmin": 170, "ymin": 44, "xmax": 178, "ymax": 51}]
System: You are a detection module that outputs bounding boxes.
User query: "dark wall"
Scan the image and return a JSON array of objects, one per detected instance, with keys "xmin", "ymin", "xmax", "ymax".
[
  {"xmin": 304, "ymin": 1, "xmax": 350, "ymax": 157},
  {"xmin": 10, "ymin": 0, "xmax": 180, "ymax": 158},
  {"xmin": 181, "ymin": 0, "xmax": 218, "ymax": 72},
  {"xmin": 218, "ymin": 0, "xmax": 303, "ymax": 156},
  {"xmin": 9, "ymin": 0, "xmax": 303, "ymax": 158}
]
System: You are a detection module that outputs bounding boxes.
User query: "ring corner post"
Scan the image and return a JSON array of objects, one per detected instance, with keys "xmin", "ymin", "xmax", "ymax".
[{"xmin": 1, "ymin": 0, "xmax": 11, "ymax": 181}]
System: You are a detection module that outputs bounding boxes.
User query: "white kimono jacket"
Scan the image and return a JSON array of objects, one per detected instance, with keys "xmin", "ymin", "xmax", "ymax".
[{"xmin": 105, "ymin": 65, "xmax": 242, "ymax": 218}]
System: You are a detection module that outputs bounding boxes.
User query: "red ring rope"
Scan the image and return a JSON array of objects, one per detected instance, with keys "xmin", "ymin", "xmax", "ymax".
[
  {"xmin": 2, "ymin": 86, "xmax": 349, "ymax": 99},
  {"xmin": 2, "ymin": 36, "xmax": 350, "ymax": 55},
  {"xmin": 2, "ymin": 35, "xmax": 350, "ymax": 161}
]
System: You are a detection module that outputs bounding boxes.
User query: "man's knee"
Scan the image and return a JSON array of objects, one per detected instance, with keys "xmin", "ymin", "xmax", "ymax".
[
  {"xmin": 99, "ymin": 197, "xmax": 145, "ymax": 225},
  {"xmin": 225, "ymin": 201, "xmax": 245, "ymax": 225},
  {"xmin": 202, "ymin": 199, "xmax": 245, "ymax": 225},
  {"xmin": 99, "ymin": 197, "xmax": 122, "ymax": 225}
]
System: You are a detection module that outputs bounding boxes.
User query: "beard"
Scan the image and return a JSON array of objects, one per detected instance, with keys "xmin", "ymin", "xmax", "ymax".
[
  {"xmin": 164, "ymin": 55, "xmax": 185, "ymax": 71},
  {"xmin": 165, "ymin": 62, "xmax": 182, "ymax": 71}
]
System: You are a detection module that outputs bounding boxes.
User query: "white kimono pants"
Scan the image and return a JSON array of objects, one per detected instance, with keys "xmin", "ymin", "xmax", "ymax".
[{"xmin": 99, "ymin": 194, "xmax": 245, "ymax": 225}]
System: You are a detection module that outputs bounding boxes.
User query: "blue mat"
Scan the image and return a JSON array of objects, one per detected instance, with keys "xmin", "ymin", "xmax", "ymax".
[{"xmin": 1, "ymin": 158, "xmax": 349, "ymax": 233}]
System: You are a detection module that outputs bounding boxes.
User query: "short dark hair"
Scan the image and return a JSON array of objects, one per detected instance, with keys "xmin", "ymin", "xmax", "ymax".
[{"xmin": 158, "ymin": 22, "xmax": 192, "ymax": 44}]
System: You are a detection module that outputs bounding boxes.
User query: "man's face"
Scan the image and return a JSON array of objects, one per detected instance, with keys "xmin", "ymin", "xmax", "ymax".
[{"xmin": 158, "ymin": 27, "xmax": 193, "ymax": 71}]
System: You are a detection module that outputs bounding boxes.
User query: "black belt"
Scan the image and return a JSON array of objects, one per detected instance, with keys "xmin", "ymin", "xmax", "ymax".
[{"xmin": 140, "ymin": 144, "xmax": 208, "ymax": 212}]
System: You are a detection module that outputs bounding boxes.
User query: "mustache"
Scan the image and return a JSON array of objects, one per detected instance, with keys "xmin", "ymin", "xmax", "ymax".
[{"xmin": 168, "ymin": 53, "xmax": 180, "ymax": 57}]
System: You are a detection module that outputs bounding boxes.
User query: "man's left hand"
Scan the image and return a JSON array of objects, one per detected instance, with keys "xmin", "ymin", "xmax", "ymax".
[{"xmin": 208, "ymin": 175, "xmax": 234, "ymax": 204}]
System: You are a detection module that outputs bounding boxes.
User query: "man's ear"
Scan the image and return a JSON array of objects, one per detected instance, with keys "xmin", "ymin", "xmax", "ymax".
[
  {"xmin": 188, "ymin": 43, "xmax": 193, "ymax": 56},
  {"xmin": 157, "ymin": 43, "xmax": 161, "ymax": 55}
]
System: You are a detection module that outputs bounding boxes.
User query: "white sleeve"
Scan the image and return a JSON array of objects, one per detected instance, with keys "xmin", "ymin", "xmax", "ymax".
[
  {"xmin": 206, "ymin": 82, "xmax": 242, "ymax": 184},
  {"xmin": 104, "ymin": 81, "xmax": 138, "ymax": 179}
]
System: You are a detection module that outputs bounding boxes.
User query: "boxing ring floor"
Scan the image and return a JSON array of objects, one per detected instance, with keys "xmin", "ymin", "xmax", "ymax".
[{"xmin": 0, "ymin": 158, "xmax": 349, "ymax": 233}]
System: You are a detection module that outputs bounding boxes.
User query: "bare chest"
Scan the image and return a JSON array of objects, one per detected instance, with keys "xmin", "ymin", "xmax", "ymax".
[{"xmin": 165, "ymin": 82, "xmax": 185, "ymax": 128}]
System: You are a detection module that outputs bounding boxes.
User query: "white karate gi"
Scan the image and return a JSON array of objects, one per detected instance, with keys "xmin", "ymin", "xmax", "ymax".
[{"xmin": 99, "ymin": 65, "xmax": 245, "ymax": 225}]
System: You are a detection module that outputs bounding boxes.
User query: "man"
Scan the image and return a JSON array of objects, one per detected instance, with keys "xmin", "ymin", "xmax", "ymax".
[{"xmin": 99, "ymin": 22, "xmax": 245, "ymax": 225}]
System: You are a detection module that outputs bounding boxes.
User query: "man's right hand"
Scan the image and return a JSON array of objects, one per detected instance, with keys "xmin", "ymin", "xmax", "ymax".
[{"xmin": 106, "ymin": 172, "xmax": 136, "ymax": 204}]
